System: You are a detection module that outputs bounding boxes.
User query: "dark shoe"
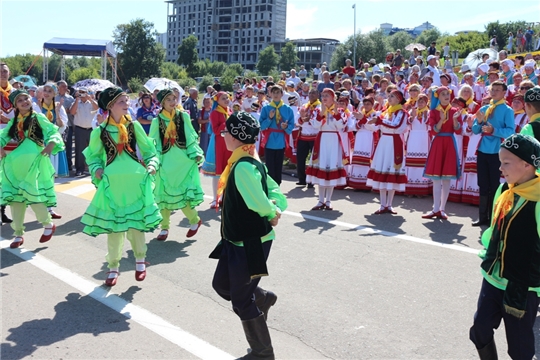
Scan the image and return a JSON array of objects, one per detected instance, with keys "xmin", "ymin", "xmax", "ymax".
[
  {"xmin": 241, "ymin": 314, "xmax": 275, "ymax": 359},
  {"xmin": 105, "ymin": 271, "xmax": 119, "ymax": 286},
  {"xmin": 325, "ymin": 202, "xmax": 333, "ymax": 211},
  {"xmin": 10, "ymin": 237, "xmax": 24, "ymax": 249},
  {"xmin": 156, "ymin": 230, "xmax": 168, "ymax": 241},
  {"xmin": 135, "ymin": 261, "xmax": 148, "ymax": 282},
  {"xmin": 311, "ymin": 202, "xmax": 325, "ymax": 210},
  {"xmin": 39, "ymin": 224, "xmax": 56, "ymax": 243},
  {"xmin": 374, "ymin": 207, "xmax": 386, "ymax": 215},
  {"xmin": 1, "ymin": 205, "xmax": 12, "ymax": 224},
  {"xmin": 307, "ymin": 183, "xmax": 314, "ymax": 189},
  {"xmin": 472, "ymin": 218, "xmax": 490, "ymax": 227},
  {"xmin": 477, "ymin": 338, "xmax": 497, "ymax": 360},
  {"xmin": 422, "ymin": 211, "xmax": 441, "ymax": 219},
  {"xmin": 473, "ymin": 195, "xmax": 490, "ymax": 227},
  {"xmin": 49, "ymin": 210, "xmax": 62, "ymax": 219},
  {"xmin": 186, "ymin": 219, "xmax": 202, "ymax": 238},
  {"xmin": 295, "ymin": 181, "xmax": 306, "ymax": 186},
  {"xmin": 438, "ymin": 210, "xmax": 448, "ymax": 220},
  {"xmin": 254, "ymin": 287, "xmax": 278, "ymax": 321}
]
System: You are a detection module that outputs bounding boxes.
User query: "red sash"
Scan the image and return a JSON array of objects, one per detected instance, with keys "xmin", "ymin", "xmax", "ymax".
[
  {"xmin": 382, "ymin": 133, "xmax": 404, "ymax": 169},
  {"xmin": 261, "ymin": 127, "xmax": 290, "ymax": 151}
]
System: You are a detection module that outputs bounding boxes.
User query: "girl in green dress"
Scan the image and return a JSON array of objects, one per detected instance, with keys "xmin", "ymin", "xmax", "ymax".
[
  {"xmin": 81, "ymin": 87, "xmax": 162, "ymax": 287},
  {"xmin": 149, "ymin": 89, "xmax": 204, "ymax": 241},
  {"xmin": 0, "ymin": 89, "xmax": 64, "ymax": 248}
]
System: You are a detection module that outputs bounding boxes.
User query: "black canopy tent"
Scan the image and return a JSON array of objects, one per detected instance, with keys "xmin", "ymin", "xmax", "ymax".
[{"xmin": 43, "ymin": 37, "xmax": 117, "ymax": 84}]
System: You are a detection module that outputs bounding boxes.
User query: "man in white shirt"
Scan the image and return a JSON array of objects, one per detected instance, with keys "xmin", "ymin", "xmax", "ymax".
[
  {"xmin": 286, "ymin": 69, "xmax": 301, "ymax": 89},
  {"xmin": 283, "ymin": 82, "xmax": 300, "ymax": 103},
  {"xmin": 422, "ymin": 55, "xmax": 441, "ymax": 86},
  {"xmin": 312, "ymin": 63, "xmax": 321, "ymax": 81},
  {"xmin": 70, "ymin": 87, "xmax": 98, "ymax": 176},
  {"xmin": 298, "ymin": 65, "xmax": 308, "ymax": 82},
  {"xmin": 241, "ymin": 86, "xmax": 257, "ymax": 112}
]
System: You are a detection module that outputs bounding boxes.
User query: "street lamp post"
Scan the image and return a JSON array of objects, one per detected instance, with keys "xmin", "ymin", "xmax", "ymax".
[{"xmin": 352, "ymin": 4, "xmax": 356, "ymax": 68}]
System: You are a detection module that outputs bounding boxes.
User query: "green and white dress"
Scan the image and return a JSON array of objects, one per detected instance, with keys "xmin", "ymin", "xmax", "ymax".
[
  {"xmin": 0, "ymin": 112, "xmax": 64, "ymax": 206},
  {"xmin": 149, "ymin": 109, "xmax": 204, "ymax": 211},
  {"xmin": 81, "ymin": 117, "xmax": 162, "ymax": 236}
]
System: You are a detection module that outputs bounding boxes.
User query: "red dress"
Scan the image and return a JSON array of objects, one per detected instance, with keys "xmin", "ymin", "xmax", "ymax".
[
  {"xmin": 423, "ymin": 107, "xmax": 462, "ymax": 180},
  {"xmin": 210, "ymin": 111, "xmax": 232, "ymax": 175}
]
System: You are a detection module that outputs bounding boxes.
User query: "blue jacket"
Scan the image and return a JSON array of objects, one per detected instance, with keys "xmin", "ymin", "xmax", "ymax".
[
  {"xmin": 472, "ymin": 103, "xmax": 514, "ymax": 154},
  {"xmin": 259, "ymin": 101, "xmax": 295, "ymax": 149}
]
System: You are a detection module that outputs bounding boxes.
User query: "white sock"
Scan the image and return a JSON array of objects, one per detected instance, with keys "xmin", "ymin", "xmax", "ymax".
[
  {"xmin": 432, "ymin": 180, "xmax": 442, "ymax": 212},
  {"xmin": 387, "ymin": 190, "xmax": 395, "ymax": 208},
  {"xmin": 13, "ymin": 236, "xmax": 23, "ymax": 243},
  {"xmin": 440, "ymin": 180, "xmax": 451, "ymax": 211},
  {"xmin": 325, "ymin": 186, "xmax": 334, "ymax": 205},
  {"xmin": 159, "ymin": 229, "xmax": 168, "ymax": 234},
  {"xmin": 43, "ymin": 223, "xmax": 54, "ymax": 235},
  {"xmin": 135, "ymin": 259, "xmax": 146, "ymax": 272},
  {"xmin": 108, "ymin": 268, "xmax": 119, "ymax": 278},
  {"xmin": 379, "ymin": 190, "xmax": 387, "ymax": 209},
  {"xmin": 318, "ymin": 185, "xmax": 326, "ymax": 204},
  {"xmin": 190, "ymin": 221, "xmax": 200, "ymax": 230}
]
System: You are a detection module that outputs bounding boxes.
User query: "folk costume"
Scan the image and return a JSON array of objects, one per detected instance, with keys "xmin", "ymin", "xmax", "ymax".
[
  {"xmin": 366, "ymin": 90, "xmax": 409, "ymax": 214},
  {"xmin": 210, "ymin": 112, "xmax": 287, "ymax": 360},
  {"xmin": 348, "ymin": 98, "xmax": 379, "ymax": 191},
  {"xmin": 0, "ymin": 80, "xmax": 14, "ymax": 224},
  {"xmin": 422, "ymin": 88, "xmax": 463, "ymax": 219},
  {"xmin": 404, "ymin": 97, "xmax": 431, "ymax": 196},
  {"xmin": 470, "ymin": 134, "xmax": 540, "ymax": 360},
  {"xmin": 149, "ymin": 89, "xmax": 204, "ymax": 241},
  {"xmin": 295, "ymin": 97, "xmax": 320, "ymax": 186},
  {"xmin": 81, "ymin": 87, "xmax": 161, "ymax": 286},
  {"xmin": 520, "ymin": 88, "xmax": 540, "ymax": 140},
  {"xmin": 0, "ymin": 90, "xmax": 64, "ymax": 248},
  {"xmin": 41, "ymin": 84, "xmax": 69, "ymax": 178}
]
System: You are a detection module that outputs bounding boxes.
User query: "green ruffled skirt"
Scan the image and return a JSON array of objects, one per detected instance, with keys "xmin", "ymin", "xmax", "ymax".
[
  {"xmin": 154, "ymin": 146, "xmax": 204, "ymax": 210},
  {"xmin": 81, "ymin": 154, "xmax": 162, "ymax": 236},
  {"xmin": 1, "ymin": 141, "xmax": 56, "ymax": 207}
]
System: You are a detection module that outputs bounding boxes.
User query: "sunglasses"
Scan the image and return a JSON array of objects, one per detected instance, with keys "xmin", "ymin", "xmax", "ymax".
[{"xmin": 520, "ymin": 86, "xmax": 533, "ymax": 90}]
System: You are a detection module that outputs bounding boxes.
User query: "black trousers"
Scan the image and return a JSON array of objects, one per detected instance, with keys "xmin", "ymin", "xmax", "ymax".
[
  {"xmin": 64, "ymin": 125, "xmax": 74, "ymax": 170},
  {"xmin": 74, "ymin": 126, "xmax": 92, "ymax": 173},
  {"xmin": 476, "ymin": 151, "xmax": 501, "ymax": 197},
  {"xmin": 296, "ymin": 139, "xmax": 314, "ymax": 184},
  {"xmin": 212, "ymin": 240, "xmax": 272, "ymax": 320},
  {"xmin": 264, "ymin": 148, "xmax": 284, "ymax": 185},
  {"xmin": 470, "ymin": 279, "xmax": 539, "ymax": 359}
]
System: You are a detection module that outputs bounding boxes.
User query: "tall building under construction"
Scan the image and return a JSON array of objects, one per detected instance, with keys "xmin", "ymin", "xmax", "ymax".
[{"xmin": 165, "ymin": 0, "xmax": 287, "ymax": 69}]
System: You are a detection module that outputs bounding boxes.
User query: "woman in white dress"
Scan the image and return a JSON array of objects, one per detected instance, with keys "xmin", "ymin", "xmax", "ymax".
[
  {"xmin": 349, "ymin": 96, "xmax": 379, "ymax": 190},
  {"xmin": 366, "ymin": 90, "xmax": 409, "ymax": 214},
  {"xmin": 405, "ymin": 93, "xmax": 431, "ymax": 196},
  {"xmin": 306, "ymin": 88, "xmax": 348, "ymax": 210}
]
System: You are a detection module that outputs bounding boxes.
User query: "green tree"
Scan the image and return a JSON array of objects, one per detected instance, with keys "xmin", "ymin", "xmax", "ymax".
[
  {"xmin": 279, "ymin": 42, "xmax": 299, "ymax": 71},
  {"xmin": 198, "ymin": 74, "xmax": 215, "ymax": 92},
  {"xmin": 227, "ymin": 63, "xmax": 245, "ymax": 76},
  {"xmin": 416, "ymin": 28, "xmax": 442, "ymax": 49},
  {"xmin": 220, "ymin": 67, "xmax": 243, "ymax": 91},
  {"xmin": 68, "ymin": 67, "xmax": 100, "ymax": 84},
  {"xmin": 127, "ymin": 76, "xmax": 145, "ymax": 93},
  {"xmin": 161, "ymin": 61, "xmax": 185, "ymax": 79},
  {"xmin": 386, "ymin": 31, "xmax": 414, "ymax": 58},
  {"xmin": 112, "ymin": 18, "xmax": 165, "ymax": 84},
  {"xmin": 331, "ymin": 30, "xmax": 390, "ymax": 71},
  {"xmin": 177, "ymin": 35, "xmax": 199, "ymax": 76},
  {"xmin": 438, "ymin": 32, "xmax": 489, "ymax": 58},
  {"xmin": 256, "ymin": 46, "xmax": 279, "ymax": 75}
]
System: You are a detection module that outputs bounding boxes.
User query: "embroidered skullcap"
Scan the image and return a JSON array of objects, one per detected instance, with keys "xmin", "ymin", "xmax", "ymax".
[
  {"xmin": 501, "ymin": 133, "xmax": 540, "ymax": 169},
  {"xmin": 288, "ymin": 96, "xmax": 297, "ymax": 105},
  {"xmin": 98, "ymin": 87, "xmax": 126, "ymax": 110},
  {"xmin": 226, "ymin": 111, "xmax": 260, "ymax": 144},
  {"xmin": 525, "ymin": 87, "xmax": 540, "ymax": 103},
  {"xmin": 250, "ymin": 102, "xmax": 260, "ymax": 111},
  {"xmin": 43, "ymin": 82, "xmax": 58, "ymax": 95},
  {"xmin": 156, "ymin": 88, "xmax": 174, "ymax": 105},
  {"xmin": 8, "ymin": 89, "xmax": 29, "ymax": 107}
]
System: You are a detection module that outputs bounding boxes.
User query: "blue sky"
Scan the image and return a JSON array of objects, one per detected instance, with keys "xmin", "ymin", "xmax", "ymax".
[{"xmin": 2, "ymin": 0, "xmax": 539, "ymax": 58}]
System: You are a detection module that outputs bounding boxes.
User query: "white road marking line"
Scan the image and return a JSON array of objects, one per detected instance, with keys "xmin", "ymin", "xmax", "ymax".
[
  {"xmin": 61, "ymin": 183, "xmax": 96, "ymax": 196},
  {"xmin": 1, "ymin": 240, "xmax": 234, "ymax": 360},
  {"xmin": 200, "ymin": 195, "xmax": 480, "ymax": 255}
]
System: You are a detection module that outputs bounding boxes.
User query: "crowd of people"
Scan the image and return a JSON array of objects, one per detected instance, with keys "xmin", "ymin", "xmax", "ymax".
[{"xmin": 2, "ymin": 44, "xmax": 540, "ymax": 358}]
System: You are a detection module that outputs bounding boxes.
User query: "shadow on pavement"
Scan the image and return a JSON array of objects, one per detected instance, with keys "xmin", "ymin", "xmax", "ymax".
[
  {"xmin": 422, "ymin": 221, "xmax": 468, "ymax": 246},
  {"xmin": 1, "ymin": 292, "xmax": 131, "ymax": 359}
]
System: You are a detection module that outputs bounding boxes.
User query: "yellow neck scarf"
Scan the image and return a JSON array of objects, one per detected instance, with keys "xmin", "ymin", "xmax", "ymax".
[
  {"xmin": 382, "ymin": 104, "xmax": 403, "ymax": 119},
  {"xmin": 416, "ymin": 106, "xmax": 429, "ymax": 119},
  {"xmin": 492, "ymin": 177, "xmax": 540, "ymax": 228},
  {"xmin": 485, "ymin": 98, "xmax": 506, "ymax": 120},
  {"xmin": 308, "ymin": 99, "xmax": 321, "ymax": 110},
  {"xmin": 436, "ymin": 103, "xmax": 451, "ymax": 123},
  {"xmin": 362, "ymin": 108, "xmax": 375, "ymax": 117},
  {"xmin": 17, "ymin": 112, "xmax": 28, "ymax": 138},
  {"xmin": 406, "ymin": 97, "xmax": 418, "ymax": 107},
  {"xmin": 0, "ymin": 82, "xmax": 12, "ymax": 97},
  {"xmin": 529, "ymin": 113, "xmax": 540, "ymax": 123},
  {"xmin": 217, "ymin": 144, "xmax": 260, "ymax": 199},
  {"xmin": 161, "ymin": 109, "xmax": 177, "ymax": 143},
  {"xmin": 108, "ymin": 115, "xmax": 130, "ymax": 152},
  {"xmin": 176, "ymin": 103, "xmax": 184, "ymax": 111},
  {"xmin": 42, "ymin": 101, "xmax": 54, "ymax": 121},
  {"xmin": 465, "ymin": 97, "xmax": 474, "ymax": 107},
  {"xmin": 269, "ymin": 100, "xmax": 284, "ymax": 124},
  {"xmin": 514, "ymin": 109, "xmax": 525, "ymax": 115},
  {"xmin": 215, "ymin": 105, "xmax": 230, "ymax": 117}
]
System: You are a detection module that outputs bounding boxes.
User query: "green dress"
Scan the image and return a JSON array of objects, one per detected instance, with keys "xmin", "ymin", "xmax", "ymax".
[
  {"xmin": 81, "ymin": 119, "xmax": 162, "ymax": 236},
  {"xmin": 149, "ymin": 110, "xmax": 205, "ymax": 211},
  {"xmin": 0, "ymin": 112, "xmax": 64, "ymax": 206}
]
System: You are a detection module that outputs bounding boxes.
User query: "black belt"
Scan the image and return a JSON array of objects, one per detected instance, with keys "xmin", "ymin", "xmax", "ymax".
[{"xmin": 75, "ymin": 125, "xmax": 92, "ymax": 130}]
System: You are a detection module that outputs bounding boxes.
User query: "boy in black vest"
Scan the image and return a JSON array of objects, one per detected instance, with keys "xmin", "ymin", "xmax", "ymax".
[
  {"xmin": 519, "ymin": 87, "xmax": 540, "ymax": 141},
  {"xmin": 469, "ymin": 133, "xmax": 540, "ymax": 359},
  {"xmin": 210, "ymin": 111, "xmax": 287, "ymax": 359}
]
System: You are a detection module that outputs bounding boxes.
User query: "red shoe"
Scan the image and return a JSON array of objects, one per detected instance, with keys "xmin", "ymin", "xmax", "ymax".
[
  {"xmin": 156, "ymin": 230, "xmax": 168, "ymax": 241},
  {"xmin": 210, "ymin": 200, "xmax": 218, "ymax": 209},
  {"xmin": 438, "ymin": 211, "xmax": 449, "ymax": 220},
  {"xmin": 374, "ymin": 207, "xmax": 386, "ymax": 214},
  {"xmin": 135, "ymin": 262, "xmax": 148, "ymax": 282},
  {"xmin": 49, "ymin": 211, "xmax": 62, "ymax": 219},
  {"xmin": 422, "ymin": 211, "xmax": 441, "ymax": 219},
  {"xmin": 186, "ymin": 219, "xmax": 202, "ymax": 238},
  {"xmin": 39, "ymin": 224, "xmax": 56, "ymax": 243},
  {"xmin": 105, "ymin": 271, "xmax": 119, "ymax": 286},
  {"xmin": 10, "ymin": 237, "xmax": 24, "ymax": 249},
  {"xmin": 325, "ymin": 202, "xmax": 333, "ymax": 211},
  {"xmin": 311, "ymin": 202, "xmax": 325, "ymax": 210}
]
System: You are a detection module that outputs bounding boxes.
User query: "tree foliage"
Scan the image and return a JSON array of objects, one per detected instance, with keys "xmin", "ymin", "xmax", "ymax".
[
  {"xmin": 112, "ymin": 18, "xmax": 164, "ymax": 84},
  {"xmin": 386, "ymin": 31, "xmax": 414, "ymax": 58},
  {"xmin": 331, "ymin": 30, "xmax": 391, "ymax": 70},
  {"xmin": 416, "ymin": 28, "xmax": 442, "ymax": 49},
  {"xmin": 485, "ymin": 21, "xmax": 533, "ymax": 51},
  {"xmin": 438, "ymin": 32, "xmax": 489, "ymax": 58},
  {"xmin": 198, "ymin": 74, "xmax": 215, "ymax": 92},
  {"xmin": 68, "ymin": 67, "xmax": 100, "ymax": 85},
  {"xmin": 256, "ymin": 46, "xmax": 279, "ymax": 75},
  {"xmin": 177, "ymin": 35, "xmax": 199, "ymax": 76},
  {"xmin": 191, "ymin": 59, "xmax": 228, "ymax": 78},
  {"xmin": 279, "ymin": 42, "xmax": 299, "ymax": 71}
]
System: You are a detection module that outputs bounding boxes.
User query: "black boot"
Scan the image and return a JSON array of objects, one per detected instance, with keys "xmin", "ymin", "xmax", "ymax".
[
  {"xmin": 241, "ymin": 314, "xmax": 274, "ymax": 360},
  {"xmin": 1, "ymin": 205, "xmax": 12, "ymax": 224},
  {"xmin": 472, "ymin": 196, "xmax": 490, "ymax": 227},
  {"xmin": 254, "ymin": 287, "xmax": 277, "ymax": 321},
  {"xmin": 477, "ymin": 338, "xmax": 497, "ymax": 360}
]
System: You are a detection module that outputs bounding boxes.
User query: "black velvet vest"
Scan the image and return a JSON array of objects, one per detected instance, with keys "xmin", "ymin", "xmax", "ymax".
[
  {"xmin": 100, "ymin": 121, "xmax": 139, "ymax": 166},
  {"xmin": 158, "ymin": 113, "xmax": 186, "ymax": 154},
  {"xmin": 8, "ymin": 114, "xmax": 44, "ymax": 146}
]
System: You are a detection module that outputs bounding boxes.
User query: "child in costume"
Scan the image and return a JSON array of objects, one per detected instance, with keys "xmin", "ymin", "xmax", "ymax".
[
  {"xmin": 81, "ymin": 87, "xmax": 162, "ymax": 287},
  {"xmin": 520, "ymin": 87, "xmax": 540, "ymax": 140},
  {"xmin": 210, "ymin": 111, "xmax": 287, "ymax": 360},
  {"xmin": 470, "ymin": 133, "xmax": 540, "ymax": 360},
  {"xmin": 422, "ymin": 87, "xmax": 462, "ymax": 220},
  {"xmin": 149, "ymin": 88, "xmax": 204, "ymax": 241},
  {"xmin": 0, "ymin": 89, "xmax": 64, "ymax": 248}
]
